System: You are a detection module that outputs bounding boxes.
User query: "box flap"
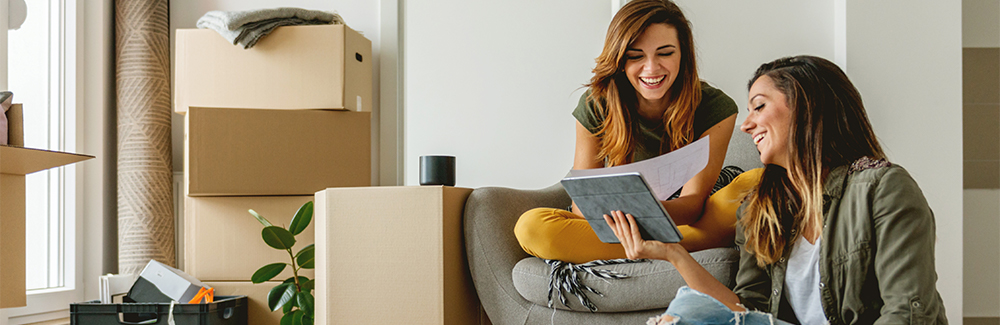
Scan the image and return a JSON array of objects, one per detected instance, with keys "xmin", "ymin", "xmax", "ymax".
[
  {"xmin": 0, "ymin": 146, "xmax": 94, "ymax": 175},
  {"xmin": 7, "ymin": 104, "xmax": 22, "ymax": 146}
]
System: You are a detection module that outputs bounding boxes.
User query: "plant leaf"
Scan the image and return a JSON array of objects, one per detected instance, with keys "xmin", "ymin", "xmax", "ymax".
[
  {"xmin": 288, "ymin": 201, "xmax": 314, "ymax": 236},
  {"xmin": 293, "ymin": 310, "xmax": 305, "ymax": 325},
  {"xmin": 301, "ymin": 279, "xmax": 315, "ymax": 292},
  {"xmin": 283, "ymin": 294, "xmax": 295, "ymax": 313},
  {"xmin": 296, "ymin": 291, "xmax": 315, "ymax": 317},
  {"xmin": 301, "ymin": 315, "xmax": 313, "ymax": 325},
  {"xmin": 262, "ymin": 226, "xmax": 296, "ymax": 250},
  {"xmin": 280, "ymin": 310, "xmax": 303, "ymax": 325},
  {"xmin": 293, "ymin": 244, "xmax": 313, "ymax": 258},
  {"xmin": 268, "ymin": 283, "xmax": 296, "ymax": 311},
  {"xmin": 251, "ymin": 263, "xmax": 286, "ymax": 283},
  {"xmin": 283, "ymin": 276, "xmax": 309, "ymax": 285},
  {"xmin": 249, "ymin": 209, "xmax": 273, "ymax": 227},
  {"xmin": 296, "ymin": 244, "xmax": 315, "ymax": 269}
]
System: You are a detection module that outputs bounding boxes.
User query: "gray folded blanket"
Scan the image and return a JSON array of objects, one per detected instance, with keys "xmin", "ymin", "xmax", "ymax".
[{"xmin": 196, "ymin": 8, "xmax": 344, "ymax": 49}]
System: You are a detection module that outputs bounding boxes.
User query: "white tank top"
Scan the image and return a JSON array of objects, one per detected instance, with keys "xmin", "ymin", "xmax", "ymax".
[{"xmin": 783, "ymin": 235, "xmax": 829, "ymax": 325}]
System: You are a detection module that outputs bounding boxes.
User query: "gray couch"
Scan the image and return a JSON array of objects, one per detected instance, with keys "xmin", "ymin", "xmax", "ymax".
[{"xmin": 464, "ymin": 126, "xmax": 763, "ymax": 324}]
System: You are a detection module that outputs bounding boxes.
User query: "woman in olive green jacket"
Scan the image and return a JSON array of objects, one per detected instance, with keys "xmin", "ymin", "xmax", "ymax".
[{"xmin": 603, "ymin": 55, "xmax": 947, "ymax": 325}]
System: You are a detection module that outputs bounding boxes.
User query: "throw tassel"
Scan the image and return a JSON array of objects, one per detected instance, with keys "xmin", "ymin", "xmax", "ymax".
[{"xmin": 545, "ymin": 258, "xmax": 648, "ymax": 312}]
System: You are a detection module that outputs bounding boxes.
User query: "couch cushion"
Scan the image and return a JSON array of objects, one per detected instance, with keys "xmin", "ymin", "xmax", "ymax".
[
  {"xmin": 511, "ymin": 247, "xmax": 739, "ymax": 312},
  {"xmin": 723, "ymin": 124, "xmax": 764, "ymax": 172}
]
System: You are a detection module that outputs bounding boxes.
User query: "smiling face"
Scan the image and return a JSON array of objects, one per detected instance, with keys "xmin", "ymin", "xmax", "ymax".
[
  {"xmin": 623, "ymin": 23, "xmax": 682, "ymax": 112},
  {"xmin": 741, "ymin": 75, "xmax": 793, "ymax": 168}
]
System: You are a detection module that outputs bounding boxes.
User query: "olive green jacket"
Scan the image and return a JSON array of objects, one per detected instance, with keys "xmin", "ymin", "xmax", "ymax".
[{"xmin": 733, "ymin": 162, "xmax": 948, "ymax": 324}]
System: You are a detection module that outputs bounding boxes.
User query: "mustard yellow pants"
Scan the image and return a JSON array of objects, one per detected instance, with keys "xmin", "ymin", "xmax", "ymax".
[{"xmin": 514, "ymin": 168, "xmax": 763, "ymax": 264}]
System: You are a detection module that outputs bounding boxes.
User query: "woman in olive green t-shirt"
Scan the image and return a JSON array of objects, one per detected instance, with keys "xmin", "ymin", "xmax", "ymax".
[{"xmin": 513, "ymin": 0, "xmax": 746, "ymax": 264}]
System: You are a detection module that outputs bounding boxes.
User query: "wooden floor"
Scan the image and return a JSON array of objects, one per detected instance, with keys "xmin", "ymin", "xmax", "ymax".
[{"xmin": 26, "ymin": 318, "xmax": 70, "ymax": 325}]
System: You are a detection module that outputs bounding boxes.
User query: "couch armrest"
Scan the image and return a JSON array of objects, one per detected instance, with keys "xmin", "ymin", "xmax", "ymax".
[{"xmin": 464, "ymin": 182, "xmax": 572, "ymax": 324}]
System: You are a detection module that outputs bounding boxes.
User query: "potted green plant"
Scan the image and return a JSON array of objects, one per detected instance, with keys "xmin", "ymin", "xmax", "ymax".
[{"xmin": 248, "ymin": 201, "xmax": 315, "ymax": 325}]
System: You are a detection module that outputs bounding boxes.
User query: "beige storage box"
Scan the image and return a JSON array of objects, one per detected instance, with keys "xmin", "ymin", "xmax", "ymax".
[
  {"xmin": 175, "ymin": 24, "xmax": 372, "ymax": 113},
  {"xmin": 185, "ymin": 196, "xmax": 315, "ymax": 281},
  {"xmin": 314, "ymin": 186, "xmax": 486, "ymax": 324},
  {"xmin": 207, "ymin": 281, "xmax": 283, "ymax": 325},
  {"xmin": 1, "ymin": 104, "xmax": 93, "ymax": 307},
  {"xmin": 185, "ymin": 107, "xmax": 371, "ymax": 196}
]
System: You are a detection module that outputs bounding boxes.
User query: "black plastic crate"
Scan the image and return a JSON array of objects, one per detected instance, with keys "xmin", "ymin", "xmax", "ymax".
[{"xmin": 70, "ymin": 295, "xmax": 247, "ymax": 325}]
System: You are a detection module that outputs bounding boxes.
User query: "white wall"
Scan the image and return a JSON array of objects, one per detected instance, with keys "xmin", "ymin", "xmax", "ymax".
[
  {"xmin": 675, "ymin": 1, "xmax": 836, "ymax": 124},
  {"xmin": 403, "ymin": 0, "xmax": 608, "ymax": 189},
  {"xmin": 844, "ymin": 2, "xmax": 963, "ymax": 322},
  {"xmin": 403, "ymin": 1, "xmax": 836, "ymax": 189},
  {"xmin": 169, "ymin": 0, "xmax": 383, "ymax": 184}
]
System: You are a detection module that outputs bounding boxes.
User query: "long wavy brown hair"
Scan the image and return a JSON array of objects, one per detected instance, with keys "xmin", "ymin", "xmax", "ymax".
[
  {"xmin": 741, "ymin": 56, "xmax": 885, "ymax": 266},
  {"xmin": 586, "ymin": 0, "xmax": 700, "ymax": 166}
]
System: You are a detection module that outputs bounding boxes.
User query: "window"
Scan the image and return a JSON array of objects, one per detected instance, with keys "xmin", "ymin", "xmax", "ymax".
[
  {"xmin": 12, "ymin": 0, "xmax": 73, "ymax": 292},
  {"xmin": 2, "ymin": 0, "xmax": 81, "ymax": 322}
]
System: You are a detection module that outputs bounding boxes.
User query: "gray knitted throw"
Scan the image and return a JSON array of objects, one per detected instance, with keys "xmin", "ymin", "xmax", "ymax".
[{"xmin": 196, "ymin": 8, "xmax": 344, "ymax": 49}]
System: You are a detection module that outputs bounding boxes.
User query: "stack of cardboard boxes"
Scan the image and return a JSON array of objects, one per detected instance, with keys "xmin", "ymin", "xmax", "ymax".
[{"xmin": 175, "ymin": 24, "xmax": 373, "ymax": 324}]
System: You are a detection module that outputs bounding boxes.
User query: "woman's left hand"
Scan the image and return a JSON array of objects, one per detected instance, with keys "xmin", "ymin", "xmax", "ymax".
[{"xmin": 603, "ymin": 210, "xmax": 684, "ymax": 261}]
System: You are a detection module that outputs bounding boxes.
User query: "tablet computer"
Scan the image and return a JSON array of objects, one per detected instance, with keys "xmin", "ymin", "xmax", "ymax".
[{"xmin": 560, "ymin": 172, "xmax": 683, "ymax": 244}]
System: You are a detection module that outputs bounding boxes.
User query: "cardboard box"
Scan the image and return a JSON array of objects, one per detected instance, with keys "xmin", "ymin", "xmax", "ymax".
[
  {"xmin": 206, "ymin": 281, "xmax": 283, "ymax": 325},
  {"xmin": 175, "ymin": 24, "xmax": 372, "ymax": 113},
  {"xmin": 314, "ymin": 186, "xmax": 484, "ymax": 324},
  {"xmin": 185, "ymin": 107, "xmax": 371, "ymax": 196},
  {"xmin": 185, "ymin": 196, "xmax": 315, "ymax": 281},
  {"xmin": 1, "ymin": 103, "xmax": 93, "ymax": 307}
]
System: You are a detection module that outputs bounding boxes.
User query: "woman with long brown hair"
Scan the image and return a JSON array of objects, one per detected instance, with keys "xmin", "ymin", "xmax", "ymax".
[
  {"xmin": 605, "ymin": 55, "xmax": 947, "ymax": 324},
  {"xmin": 514, "ymin": 0, "xmax": 749, "ymax": 263}
]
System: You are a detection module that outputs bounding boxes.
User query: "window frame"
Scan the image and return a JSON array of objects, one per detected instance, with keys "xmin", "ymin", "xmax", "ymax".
[{"xmin": 0, "ymin": 0, "xmax": 85, "ymax": 323}]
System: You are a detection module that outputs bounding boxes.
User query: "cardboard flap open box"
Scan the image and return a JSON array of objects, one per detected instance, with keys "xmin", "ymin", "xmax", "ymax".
[{"xmin": 1, "ymin": 104, "xmax": 93, "ymax": 308}]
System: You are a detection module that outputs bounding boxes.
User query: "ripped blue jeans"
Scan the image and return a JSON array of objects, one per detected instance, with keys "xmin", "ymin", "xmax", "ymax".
[{"xmin": 648, "ymin": 287, "xmax": 792, "ymax": 325}]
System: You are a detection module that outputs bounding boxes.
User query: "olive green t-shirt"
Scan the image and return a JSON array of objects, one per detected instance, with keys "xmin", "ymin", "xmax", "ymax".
[{"xmin": 572, "ymin": 81, "xmax": 738, "ymax": 163}]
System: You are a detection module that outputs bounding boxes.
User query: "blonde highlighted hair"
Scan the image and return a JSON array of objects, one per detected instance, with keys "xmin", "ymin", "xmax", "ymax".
[
  {"xmin": 741, "ymin": 56, "xmax": 885, "ymax": 267},
  {"xmin": 586, "ymin": 0, "xmax": 700, "ymax": 166}
]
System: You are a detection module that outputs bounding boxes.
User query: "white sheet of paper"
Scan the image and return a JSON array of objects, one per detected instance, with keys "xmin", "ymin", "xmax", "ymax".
[
  {"xmin": 100, "ymin": 273, "xmax": 138, "ymax": 304},
  {"xmin": 568, "ymin": 135, "xmax": 710, "ymax": 201}
]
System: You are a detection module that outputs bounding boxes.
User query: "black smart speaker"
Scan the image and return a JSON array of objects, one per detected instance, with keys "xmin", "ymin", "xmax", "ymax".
[{"xmin": 419, "ymin": 155, "xmax": 455, "ymax": 186}]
